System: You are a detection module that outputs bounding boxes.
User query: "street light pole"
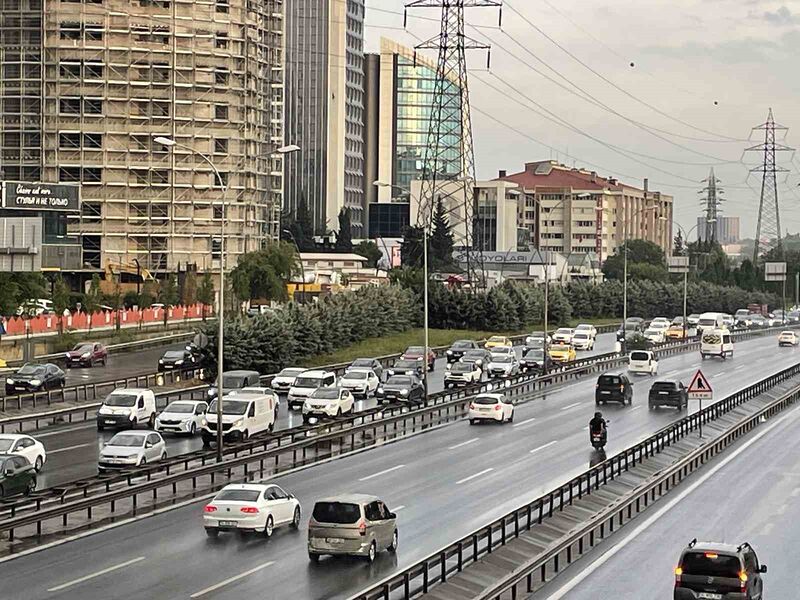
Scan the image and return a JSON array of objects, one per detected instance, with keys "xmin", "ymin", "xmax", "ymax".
[{"xmin": 282, "ymin": 229, "xmax": 306, "ymax": 303}]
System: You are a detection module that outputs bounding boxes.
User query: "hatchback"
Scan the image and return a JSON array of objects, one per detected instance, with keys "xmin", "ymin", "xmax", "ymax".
[
  {"xmin": 66, "ymin": 342, "xmax": 107, "ymax": 368},
  {"xmin": 468, "ymin": 393, "xmax": 514, "ymax": 424},
  {"xmin": 595, "ymin": 372, "xmax": 633, "ymax": 405},
  {"xmin": 674, "ymin": 540, "xmax": 766, "ymax": 599},
  {"xmin": 649, "ymin": 380, "xmax": 688, "ymax": 410}
]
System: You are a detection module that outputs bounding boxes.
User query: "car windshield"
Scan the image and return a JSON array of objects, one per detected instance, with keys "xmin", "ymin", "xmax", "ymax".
[
  {"xmin": 107, "ymin": 434, "xmax": 145, "ymax": 447},
  {"xmin": 781, "ymin": 331, "xmax": 794, "ymax": 336},
  {"xmin": 104, "ymin": 393, "xmax": 137, "ymax": 407},
  {"xmin": 556, "ymin": 329, "xmax": 571, "ymax": 334},
  {"xmin": 215, "ymin": 489, "xmax": 261, "ymax": 502},
  {"xmin": 72, "ymin": 344, "xmax": 93, "ymax": 353},
  {"xmin": 221, "ymin": 375, "xmax": 247, "ymax": 388},
  {"xmin": 386, "ymin": 376, "xmax": 411, "ymax": 386},
  {"xmin": 17, "ymin": 364, "xmax": 43, "ymax": 375},
  {"xmin": 344, "ymin": 371, "xmax": 368, "ymax": 380},
  {"xmin": 311, "ymin": 388, "xmax": 340, "ymax": 399},
  {"xmin": 293, "ymin": 377, "xmax": 321, "ymax": 388},
  {"xmin": 624, "ymin": 323, "xmax": 638, "ymax": 331},
  {"xmin": 526, "ymin": 338, "xmax": 544, "ymax": 348},
  {"xmin": 489, "ymin": 337, "xmax": 505, "ymax": 342},
  {"xmin": 464, "ymin": 351, "xmax": 485, "ymax": 358},
  {"xmin": 450, "ymin": 363, "xmax": 472, "ymax": 373},
  {"xmin": 351, "ymin": 359, "xmax": 373, "ymax": 367},
  {"xmin": 550, "ymin": 344, "xmax": 568, "ymax": 351},
  {"xmin": 680, "ymin": 552, "xmax": 741, "ymax": 578},
  {"xmin": 207, "ymin": 399, "xmax": 249, "ymax": 415},
  {"xmin": 630, "ymin": 352, "xmax": 650, "ymax": 361},
  {"xmin": 699, "ymin": 318, "xmax": 716, "ymax": 326},
  {"xmin": 163, "ymin": 351, "xmax": 184, "ymax": 360},
  {"xmin": 574, "ymin": 333, "xmax": 589, "ymax": 339},
  {"xmin": 576, "ymin": 325, "xmax": 591, "ymax": 330},
  {"xmin": 644, "ymin": 329, "xmax": 659, "ymax": 336},
  {"xmin": 474, "ymin": 395, "xmax": 502, "ymax": 405},
  {"xmin": 452, "ymin": 341, "xmax": 473, "ymax": 349},
  {"xmin": 394, "ymin": 360, "xmax": 418, "ymax": 368},
  {"xmin": 651, "ymin": 381, "xmax": 677, "ymax": 391},
  {"xmin": 278, "ymin": 368, "xmax": 304, "ymax": 377},
  {"xmin": 599, "ymin": 375, "xmax": 620, "ymax": 385},
  {"xmin": 405, "ymin": 346, "xmax": 424, "ymax": 354},
  {"xmin": 492, "ymin": 356, "xmax": 513, "ymax": 364},
  {"xmin": 524, "ymin": 349, "xmax": 543, "ymax": 359},
  {"xmin": 313, "ymin": 501, "xmax": 361, "ymax": 524},
  {"xmin": 0, "ymin": 439, "xmax": 13, "ymax": 452},
  {"xmin": 164, "ymin": 402, "xmax": 194, "ymax": 414}
]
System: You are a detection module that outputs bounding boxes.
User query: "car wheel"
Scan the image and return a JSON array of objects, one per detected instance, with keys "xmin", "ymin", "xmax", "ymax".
[
  {"xmin": 291, "ymin": 507, "xmax": 301, "ymax": 530},
  {"xmin": 130, "ymin": 418, "xmax": 138, "ymax": 430},
  {"xmin": 508, "ymin": 410, "xmax": 514, "ymax": 423},
  {"xmin": 336, "ymin": 408, "xmax": 342, "ymax": 418},
  {"xmin": 469, "ymin": 419, "xmax": 476, "ymax": 425},
  {"xmin": 205, "ymin": 528, "xmax": 219, "ymax": 538},
  {"xmin": 190, "ymin": 423, "xmax": 196, "ymax": 435},
  {"xmin": 263, "ymin": 515, "xmax": 274, "ymax": 539},
  {"xmin": 595, "ymin": 400, "xmax": 601, "ymax": 406},
  {"xmin": 97, "ymin": 423, "xmax": 104, "ymax": 431},
  {"xmin": 34, "ymin": 456, "xmax": 43, "ymax": 471},
  {"xmin": 160, "ymin": 452, "xmax": 167, "ymax": 461},
  {"xmin": 202, "ymin": 437, "xmax": 211, "ymax": 448},
  {"xmin": 241, "ymin": 430, "xmax": 249, "ymax": 441},
  {"xmin": 366, "ymin": 541, "xmax": 377, "ymax": 563},
  {"xmin": 24, "ymin": 478, "xmax": 35, "ymax": 496},
  {"xmin": 308, "ymin": 552, "xmax": 320, "ymax": 563},
  {"xmin": 388, "ymin": 529, "xmax": 398, "ymax": 553}
]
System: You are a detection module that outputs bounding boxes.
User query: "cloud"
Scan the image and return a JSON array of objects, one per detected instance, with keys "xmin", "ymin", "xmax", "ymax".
[{"xmin": 763, "ymin": 6, "xmax": 798, "ymax": 25}]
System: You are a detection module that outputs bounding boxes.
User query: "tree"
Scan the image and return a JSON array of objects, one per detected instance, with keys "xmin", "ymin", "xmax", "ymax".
[
  {"xmin": 430, "ymin": 198, "xmax": 455, "ymax": 270},
  {"xmin": 51, "ymin": 275, "xmax": 71, "ymax": 335},
  {"xmin": 354, "ymin": 240, "xmax": 382, "ymax": 269},
  {"xmin": 84, "ymin": 274, "xmax": 102, "ymax": 332},
  {"xmin": 181, "ymin": 270, "xmax": 198, "ymax": 306},
  {"xmin": 673, "ymin": 230, "xmax": 686, "ymax": 256},
  {"xmin": 230, "ymin": 242, "xmax": 297, "ymax": 307},
  {"xmin": 602, "ymin": 239, "xmax": 668, "ymax": 281},
  {"xmin": 283, "ymin": 195, "xmax": 316, "ymax": 251},
  {"xmin": 335, "ymin": 207, "xmax": 353, "ymax": 253},
  {"xmin": 157, "ymin": 274, "xmax": 179, "ymax": 327},
  {"xmin": 197, "ymin": 273, "xmax": 214, "ymax": 321},
  {"xmin": 400, "ymin": 225, "xmax": 424, "ymax": 269}
]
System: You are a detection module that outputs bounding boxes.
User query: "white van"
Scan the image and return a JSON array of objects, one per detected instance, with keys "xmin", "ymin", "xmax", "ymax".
[
  {"xmin": 96, "ymin": 388, "xmax": 157, "ymax": 430},
  {"xmin": 628, "ymin": 350, "xmax": 658, "ymax": 376},
  {"xmin": 697, "ymin": 312, "xmax": 726, "ymax": 334},
  {"xmin": 287, "ymin": 370, "xmax": 337, "ymax": 410},
  {"xmin": 700, "ymin": 329, "xmax": 733, "ymax": 359},
  {"xmin": 201, "ymin": 392, "xmax": 276, "ymax": 446}
]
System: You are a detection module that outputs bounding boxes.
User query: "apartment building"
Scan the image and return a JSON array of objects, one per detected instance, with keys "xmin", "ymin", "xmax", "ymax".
[
  {"xmin": 500, "ymin": 161, "xmax": 673, "ymax": 262},
  {"xmin": 0, "ymin": 0, "xmax": 285, "ymax": 275},
  {"xmin": 697, "ymin": 215, "xmax": 740, "ymax": 244}
]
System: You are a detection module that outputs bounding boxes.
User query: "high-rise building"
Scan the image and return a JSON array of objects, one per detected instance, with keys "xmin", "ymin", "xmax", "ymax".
[
  {"xmin": 0, "ymin": 0, "xmax": 285, "ymax": 275},
  {"xmin": 697, "ymin": 215, "xmax": 740, "ymax": 244},
  {"xmin": 284, "ymin": 0, "xmax": 365, "ymax": 237}
]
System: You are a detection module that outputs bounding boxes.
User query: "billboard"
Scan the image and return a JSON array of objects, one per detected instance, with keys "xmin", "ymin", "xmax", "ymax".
[{"xmin": 2, "ymin": 181, "xmax": 80, "ymax": 212}]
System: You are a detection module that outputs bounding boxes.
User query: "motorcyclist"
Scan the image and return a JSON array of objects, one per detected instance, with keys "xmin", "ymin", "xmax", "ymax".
[{"xmin": 589, "ymin": 411, "xmax": 607, "ymax": 436}]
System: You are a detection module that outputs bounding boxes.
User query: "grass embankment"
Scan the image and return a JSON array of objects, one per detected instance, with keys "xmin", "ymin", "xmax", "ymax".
[{"xmin": 304, "ymin": 317, "xmax": 620, "ymax": 367}]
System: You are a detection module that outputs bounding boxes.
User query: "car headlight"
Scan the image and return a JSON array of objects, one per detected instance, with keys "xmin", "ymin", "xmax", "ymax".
[
  {"xmin": 233, "ymin": 419, "xmax": 244, "ymax": 428},
  {"xmin": 64, "ymin": 352, "xmax": 71, "ymax": 358},
  {"xmin": 201, "ymin": 417, "xmax": 207, "ymax": 426},
  {"xmin": 207, "ymin": 388, "xmax": 216, "ymax": 396},
  {"xmin": 6, "ymin": 378, "xmax": 14, "ymax": 385},
  {"xmin": 387, "ymin": 370, "xmax": 395, "ymax": 376},
  {"xmin": 446, "ymin": 350, "xmax": 453, "ymax": 355},
  {"xmin": 81, "ymin": 352, "xmax": 91, "ymax": 359},
  {"xmin": 377, "ymin": 387, "xmax": 384, "ymax": 394},
  {"xmin": 98, "ymin": 407, "xmax": 110, "ymax": 415},
  {"xmin": 175, "ymin": 360, "xmax": 184, "ymax": 365},
  {"xmin": 159, "ymin": 359, "xmax": 164, "ymax": 364},
  {"xmin": 400, "ymin": 389, "xmax": 409, "ymax": 396},
  {"xmin": 30, "ymin": 379, "xmax": 41, "ymax": 386}
]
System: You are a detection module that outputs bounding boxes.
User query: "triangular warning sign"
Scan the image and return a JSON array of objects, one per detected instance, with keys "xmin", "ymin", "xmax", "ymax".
[{"xmin": 687, "ymin": 369, "xmax": 713, "ymax": 394}]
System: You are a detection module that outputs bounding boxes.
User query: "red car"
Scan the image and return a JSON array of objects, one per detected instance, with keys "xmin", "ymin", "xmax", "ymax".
[
  {"xmin": 400, "ymin": 346, "xmax": 436, "ymax": 372},
  {"xmin": 65, "ymin": 342, "xmax": 108, "ymax": 368}
]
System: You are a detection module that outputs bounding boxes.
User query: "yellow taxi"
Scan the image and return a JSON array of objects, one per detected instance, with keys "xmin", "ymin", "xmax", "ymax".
[
  {"xmin": 665, "ymin": 324, "xmax": 687, "ymax": 340},
  {"xmin": 484, "ymin": 336, "xmax": 512, "ymax": 350},
  {"xmin": 548, "ymin": 343, "xmax": 576, "ymax": 363}
]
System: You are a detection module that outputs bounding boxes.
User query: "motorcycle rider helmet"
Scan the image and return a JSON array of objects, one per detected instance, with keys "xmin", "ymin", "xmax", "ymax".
[{"xmin": 594, "ymin": 411, "xmax": 602, "ymax": 419}]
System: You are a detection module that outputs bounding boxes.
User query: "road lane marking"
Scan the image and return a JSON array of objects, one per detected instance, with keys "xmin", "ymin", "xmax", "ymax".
[
  {"xmin": 36, "ymin": 424, "xmax": 95, "ymax": 437},
  {"xmin": 49, "ymin": 443, "xmax": 93, "ymax": 454},
  {"xmin": 512, "ymin": 417, "xmax": 536, "ymax": 428},
  {"xmin": 47, "ymin": 556, "xmax": 146, "ymax": 592},
  {"xmin": 190, "ymin": 561, "xmax": 275, "ymax": 598},
  {"xmin": 630, "ymin": 405, "xmax": 643, "ymax": 411},
  {"xmin": 448, "ymin": 438, "xmax": 478, "ymax": 450},
  {"xmin": 456, "ymin": 468, "xmax": 493, "ymax": 485},
  {"xmin": 358, "ymin": 464, "xmax": 405, "ymax": 481},
  {"xmin": 560, "ymin": 402, "xmax": 581, "ymax": 411},
  {"xmin": 530, "ymin": 440, "xmax": 558, "ymax": 454},
  {"xmin": 394, "ymin": 505, "xmax": 406, "ymax": 511}
]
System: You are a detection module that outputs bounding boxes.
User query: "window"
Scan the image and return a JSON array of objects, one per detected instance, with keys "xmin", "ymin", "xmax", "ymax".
[
  {"xmin": 83, "ymin": 167, "xmax": 102, "ymax": 182},
  {"xmin": 216, "ymin": 0, "xmax": 228, "ymax": 12},
  {"xmin": 85, "ymin": 26, "xmax": 103, "ymax": 41},
  {"xmin": 60, "ymin": 62, "xmax": 81, "ymax": 78},
  {"xmin": 214, "ymin": 172, "xmax": 228, "ymax": 188},
  {"xmin": 364, "ymin": 502, "xmax": 382, "ymax": 522},
  {"xmin": 84, "ymin": 98, "xmax": 102, "ymax": 114},
  {"xmin": 59, "ymin": 167, "xmax": 81, "ymax": 182},
  {"xmin": 213, "ymin": 138, "xmax": 228, "ymax": 154},
  {"xmin": 84, "ymin": 133, "xmax": 102, "ymax": 149},
  {"xmin": 214, "ymin": 69, "xmax": 228, "ymax": 86},
  {"xmin": 212, "ymin": 205, "xmax": 224, "ymax": 219},
  {"xmin": 151, "ymin": 169, "xmax": 169, "ymax": 184},
  {"xmin": 214, "ymin": 104, "xmax": 228, "ymax": 120},
  {"xmin": 152, "ymin": 101, "xmax": 170, "ymax": 117},
  {"xmin": 215, "ymin": 32, "xmax": 228, "ymax": 49},
  {"xmin": 85, "ymin": 63, "xmax": 103, "ymax": 78},
  {"xmin": 60, "ymin": 22, "xmax": 81, "ymax": 40},
  {"xmin": 59, "ymin": 98, "xmax": 81, "ymax": 114},
  {"xmin": 59, "ymin": 132, "xmax": 81, "ymax": 149}
]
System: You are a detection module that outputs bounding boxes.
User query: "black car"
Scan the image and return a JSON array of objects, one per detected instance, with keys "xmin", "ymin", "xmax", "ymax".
[
  {"xmin": 0, "ymin": 454, "xmax": 36, "ymax": 498},
  {"xmin": 595, "ymin": 372, "xmax": 633, "ymax": 405},
  {"xmin": 376, "ymin": 375, "xmax": 425, "ymax": 404},
  {"xmin": 445, "ymin": 340, "xmax": 479, "ymax": 363},
  {"xmin": 520, "ymin": 347, "xmax": 552, "ymax": 374},
  {"xmin": 348, "ymin": 358, "xmax": 383, "ymax": 380},
  {"xmin": 674, "ymin": 539, "xmax": 766, "ymax": 600},
  {"xmin": 460, "ymin": 349, "xmax": 491, "ymax": 370},
  {"xmin": 5, "ymin": 363, "xmax": 66, "ymax": 395},
  {"xmin": 648, "ymin": 380, "xmax": 688, "ymax": 410},
  {"xmin": 158, "ymin": 349, "xmax": 198, "ymax": 371},
  {"xmin": 386, "ymin": 359, "xmax": 424, "ymax": 378}
]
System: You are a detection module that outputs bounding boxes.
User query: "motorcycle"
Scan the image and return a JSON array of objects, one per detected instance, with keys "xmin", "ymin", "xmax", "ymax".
[{"xmin": 590, "ymin": 423, "xmax": 608, "ymax": 450}]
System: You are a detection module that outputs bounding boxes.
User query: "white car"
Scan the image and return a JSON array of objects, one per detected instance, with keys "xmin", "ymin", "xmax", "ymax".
[
  {"xmin": 525, "ymin": 332, "xmax": 550, "ymax": 347},
  {"xmin": 486, "ymin": 355, "xmax": 520, "ymax": 379},
  {"xmin": 98, "ymin": 431, "xmax": 166, "ymax": 471},
  {"xmin": 270, "ymin": 367, "xmax": 306, "ymax": 394},
  {"xmin": 204, "ymin": 483, "xmax": 301, "ymax": 538},
  {"xmin": 302, "ymin": 387, "xmax": 355, "ymax": 422},
  {"xmin": 489, "ymin": 346, "xmax": 515, "ymax": 360},
  {"xmin": 628, "ymin": 350, "xmax": 658, "ymax": 376},
  {"xmin": 155, "ymin": 400, "xmax": 208, "ymax": 435},
  {"xmin": 339, "ymin": 369, "xmax": 380, "ymax": 398},
  {"xmin": 552, "ymin": 328, "xmax": 574, "ymax": 344},
  {"xmin": 643, "ymin": 328, "xmax": 665, "ymax": 344},
  {"xmin": 444, "ymin": 361, "xmax": 482, "ymax": 387},
  {"xmin": 0, "ymin": 434, "xmax": 46, "ymax": 471},
  {"xmin": 649, "ymin": 318, "xmax": 671, "ymax": 330},
  {"xmin": 778, "ymin": 331, "xmax": 799, "ymax": 346},
  {"xmin": 468, "ymin": 393, "xmax": 514, "ymax": 424},
  {"xmin": 574, "ymin": 323, "xmax": 597, "ymax": 339},
  {"xmin": 571, "ymin": 331, "xmax": 595, "ymax": 350}
]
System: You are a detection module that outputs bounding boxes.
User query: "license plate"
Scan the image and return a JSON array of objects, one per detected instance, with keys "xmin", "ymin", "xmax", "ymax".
[
  {"xmin": 659, "ymin": 391, "xmax": 669, "ymax": 395},
  {"xmin": 218, "ymin": 520, "xmax": 238, "ymax": 527},
  {"xmin": 601, "ymin": 390, "xmax": 610, "ymax": 395},
  {"xmin": 479, "ymin": 407, "xmax": 491, "ymax": 412},
  {"xmin": 326, "ymin": 537, "xmax": 342, "ymax": 544},
  {"xmin": 105, "ymin": 420, "xmax": 115, "ymax": 424},
  {"xmin": 698, "ymin": 594, "xmax": 722, "ymax": 599},
  {"xmin": 15, "ymin": 387, "xmax": 25, "ymax": 391}
]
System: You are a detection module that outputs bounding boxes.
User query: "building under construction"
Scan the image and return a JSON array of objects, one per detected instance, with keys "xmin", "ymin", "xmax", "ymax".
[{"xmin": 0, "ymin": 0, "xmax": 285, "ymax": 275}]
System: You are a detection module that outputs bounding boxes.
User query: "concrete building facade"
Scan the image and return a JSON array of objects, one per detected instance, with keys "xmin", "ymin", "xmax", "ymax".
[{"xmin": 697, "ymin": 215, "xmax": 740, "ymax": 244}]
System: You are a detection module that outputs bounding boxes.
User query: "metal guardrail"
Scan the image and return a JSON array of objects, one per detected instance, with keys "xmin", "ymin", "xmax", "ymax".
[{"xmin": 349, "ymin": 360, "xmax": 800, "ymax": 600}]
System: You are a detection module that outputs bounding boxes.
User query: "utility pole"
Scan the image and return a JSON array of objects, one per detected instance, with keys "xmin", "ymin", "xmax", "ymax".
[{"xmin": 699, "ymin": 168, "xmax": 723, "ymax": 243}]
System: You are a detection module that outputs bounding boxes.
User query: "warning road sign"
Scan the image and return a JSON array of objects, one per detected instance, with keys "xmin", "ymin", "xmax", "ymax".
[{"xmin": 687, "ymin": 369, "xmax": 713, "ymax": 399}]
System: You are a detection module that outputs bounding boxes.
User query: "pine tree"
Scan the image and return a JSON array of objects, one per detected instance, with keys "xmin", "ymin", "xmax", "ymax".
[
  {"xmin": 673, "ymin": 230, "xmax": 686, "ymax": 256},
  {"xmin": 294, "ymin": 195, "xmax": 316, "ymax": 251},
  {"xmin": 335, "ymin": 207, "xmax": 353, "ymax": 253},
  {"xmin": 52, "ymin": 275, "xmax": 71, "ymax": 335},
  {"xmin": 430, "ymin": 198, "xmax": 455, "ymax": 270},
  {"xmin": 197, "ymin": 273, "xmax": 214, "ymax": 320}
]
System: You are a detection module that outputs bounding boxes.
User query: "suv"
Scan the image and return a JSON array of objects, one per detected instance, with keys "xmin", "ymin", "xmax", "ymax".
[
  {"xmin": 595, "ymin": 372, "xmax": 633, "ymax": 405},
  {"xmin": 287, "ymin": 370, "xmax": 337, "ymax": 410},
  {"xmin": 649, "ymin": 380, "xmax": 687, "ymax": 410},
  {"xmin": 674, "ymin": 539, "xmax": 766, "ymax": 599},
  {"xmin": 446, "ymin": 340, "xmax": 479, "ymax": 363}
]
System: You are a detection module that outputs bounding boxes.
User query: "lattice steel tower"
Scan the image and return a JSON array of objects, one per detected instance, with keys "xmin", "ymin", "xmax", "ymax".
[
  {"xmin": 699, "ymin": 168, "xmax": 723, "ymax": 243},
  {"xmin": 405, "ymin": 0, "xmax": 501, "ymax": 283},
  {"xmin": 746, "ymin": 109, "xmax": 792, "ymax": 261}
]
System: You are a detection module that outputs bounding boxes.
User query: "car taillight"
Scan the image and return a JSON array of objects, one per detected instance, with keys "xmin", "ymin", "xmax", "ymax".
[
  {"xmin": 739, "ymin": 571, "xmax": 748, "ymax": 583},
  {"xmin": 619, "ymin": 385, "xmax": 624, "ymax": 392},
  {"xmin": 240, "ymin": 506, "xmax": 259, "ymax": 514},
  {"xmin": 358, "ymin": 520, "xmax": 367, "ymax": 536},
  {"xmin": 494, "ymin": 404, "xmax": 501, "ymax": 410},
  {"xmin": 204, "ymin": 505, "xmax": 217, "ymax": 513},
  {"xmin": 469, "ymin": 403, "xmax": 475, "ymax": 410},
  {"xmin": 674, "ymin": 566, "xmax": 682, "ymax": 583}
]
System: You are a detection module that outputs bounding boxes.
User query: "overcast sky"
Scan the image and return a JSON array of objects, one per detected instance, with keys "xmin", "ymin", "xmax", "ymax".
[{"xmin": 364, "ymin": 0, "xmax": 800, "ymax": 239}]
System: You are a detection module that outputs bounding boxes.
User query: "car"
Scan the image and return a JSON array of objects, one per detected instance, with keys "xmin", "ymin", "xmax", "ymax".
[
  {"xmin": 302, "ymin": 387, "xmax": 355, "ymax": 422},
  {"xmin": 628, "ymin": 350, "xmax": 658, "ymax": 376},
  {"xmin": 643, "ymin": 328, "xmax": 666, "ymax": 344},
  {"xmin": 488, "ymin": 345, "xmax": 515, "ymax": 360},
  {"xmin": 617, "ymin": 318, "xmax": 644, "ymax": 342},
  {"xmin": 96, "ymin": 388, "xmax": 157, "ymax": 430},
  {"xmin": 721, "ymin": 313, "xmax": 734, "ymax": 329},
  {"xmin": 0, "ymin": 434, "xmax": 46, "ymax": 471},
  {"xmin": 574, "ymin": 323, "xmax": 597, "ymax": 339},
  {"xmin": 5, "ymin": 363, "xmax": 65, "ymax": 395},
  {"xmin": 375, "ymin": 375, "xmax": 425, "ymax": 404},
  {"xmin": 270, "ymin": 367, "xmax": 306, "ymax": 394},
  {"xmin": 207, "ymin": 370, "xmax": 262, "ymax": 400},
  {"xmin": 484, "ymin": 336, "xmax": 513, "ymax": 350},
  {"xmin": 520, "ymin": 347, "xmax": 551, "ymax": 374},
  {"xmin": 548, "ymin": 343, "xmax": 576, "ymax": 363},
  {"xmin": 460, "ymin": 349, "xmax": 492, "ymax": 369},
  {"xmin": 788, "ymin": 310, "xmax": 800, "ymax": 322},
  {"xmin": 157, "ymin": 349, "xmax": 197, "ymax": 371},
  {"xmin": 595, "ymin": 372, "xmax": 633, "ymax": 405},
  {"xmin": 778, "ymin": 330, "xmax": 799, "ymax": 346},
  {"xmin": 386, "ymin": 359, "xmax": 424, "ymax": 378},
  {"xmin": 666, "ymin": 324, "xmax": 688, "ymax": 340},
  {"xmin": 287, "ymin": 370, "xmax": 337, "ymax": 410},
  {"xmin": 444, "ymin": 361, "xmax": 482, "ymax": 387},
  {"xmin": 748, "ymin": 314, "xmax": 768, "ymax": 329},
  {"xmin": 486, "ymin": 354, "xmax": 520, "ymax": 378},
  {"xmin": 0, "ymin": 454, "xmax": 36, "ymax": 497},
  {"xmin": 674, "ymin": 539, "xmax": 766, "ymax": 600},
  {"xmin": 65, "ymin": 342, "xmax": 107, "ymax": 368},
  {"xmin": 445, "ymin": 340, "xmax": 479, "ymax": 363},
  {"xmin": 525, "ymin": 332, "xmax": 550, "ymax": 347},
  {"xmin": 551, "ymin": 328, "xmax": 574, "ymax": 344},
  {"xmin": 347, "ymin": 358, "xmax": 384, "ymax": 381},
  {"xmin": 202, "ymin": 393, "xmax": 278, "ymax": 445},
  {"xmin": 204, "ymin": 483, "xmax": 302, "ymax": 538},
  {"xmin": 400, "ymin": 346, "xmax": 436, "ymax": 371},
  {"xmin": 649, "ymin": 380, "xmax": 687, "ymax": 410},
  {"xmin": 98, "ymin": 431, "xmax": 166, "ymax": 471},
  {"xmin": 649, "ymin": 317, "xmax": 671, "ymax": 330},
  {"xmin": 468, "ymin": 393, "xmax": 514, "ymax": 424},
  {"xmin": 571, "ymin": 331, "xmax": 595, "ymax": 350},
  {"xmin": 155, "ymin": 400, "xmax": 208, "ymax": 435},
  {"xmin": 339, "ymin": 369, "xmax": 380, "ymax": 398},
  {"xmin": 700, "ymin": 329, "xmax": 734, "ymax": 359},
  {"xmin": 687, "ymin": 314, "xmax": 701, "ymax": 327},
  {"xmin": 308, "ymin": 494, "xmax": 398, "ymax": 563}
]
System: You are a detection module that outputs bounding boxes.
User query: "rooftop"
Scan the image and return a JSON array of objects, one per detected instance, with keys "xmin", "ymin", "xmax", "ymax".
[{"xmin": 497, "ymin": 160, "xmax": 645, "ymax": 193}]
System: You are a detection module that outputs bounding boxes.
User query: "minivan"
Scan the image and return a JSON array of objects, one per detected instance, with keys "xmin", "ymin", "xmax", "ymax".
[
  {"xmin": 595, "ymin": 372, "xmax": 633, "ymax": 405},
  {"xmin": 628, "ymin": 350, "xmax": 658, "ymax": 376},
  {"xmin": 287, "ymin": 370, "xmax": 337, "ymax": 410},
  {"xmin": 700, "ymin": 329, "xmax": 733, "ymax": 359},
  {"xmin": 674, "ymin": 540, "xmax": 766, "ymax": 599},
  {"xmin": 697, "ymin": 312, "xmax": 726, "ymax": 334},
  {"xmin": 308, "ymin": 494, "xmax": 398, "ymax": 563},
  {"xmin": 96, "ymin": 388, "xmax": 157, "ymax": 430},
  {"xmin": 201, "ymin": 392, "xmax": 276, "ymax": 446}
]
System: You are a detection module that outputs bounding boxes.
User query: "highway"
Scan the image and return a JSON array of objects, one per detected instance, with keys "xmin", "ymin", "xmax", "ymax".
[
  {"xmin": 2, "ymin": 332, "xmax": 797, "ymax": 600},
  {"xmin": 30, "ymin": 333, "xmax": 618, "ymax": 490},
  {"xmin": 538, "ymin": 387, "xmax": 800, "ymax": 600}
]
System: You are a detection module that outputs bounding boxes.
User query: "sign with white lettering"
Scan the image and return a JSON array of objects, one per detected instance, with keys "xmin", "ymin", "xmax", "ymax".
[{"xmin": 2, "ymin": 182, "xmax": 80, "ymax": 212}]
